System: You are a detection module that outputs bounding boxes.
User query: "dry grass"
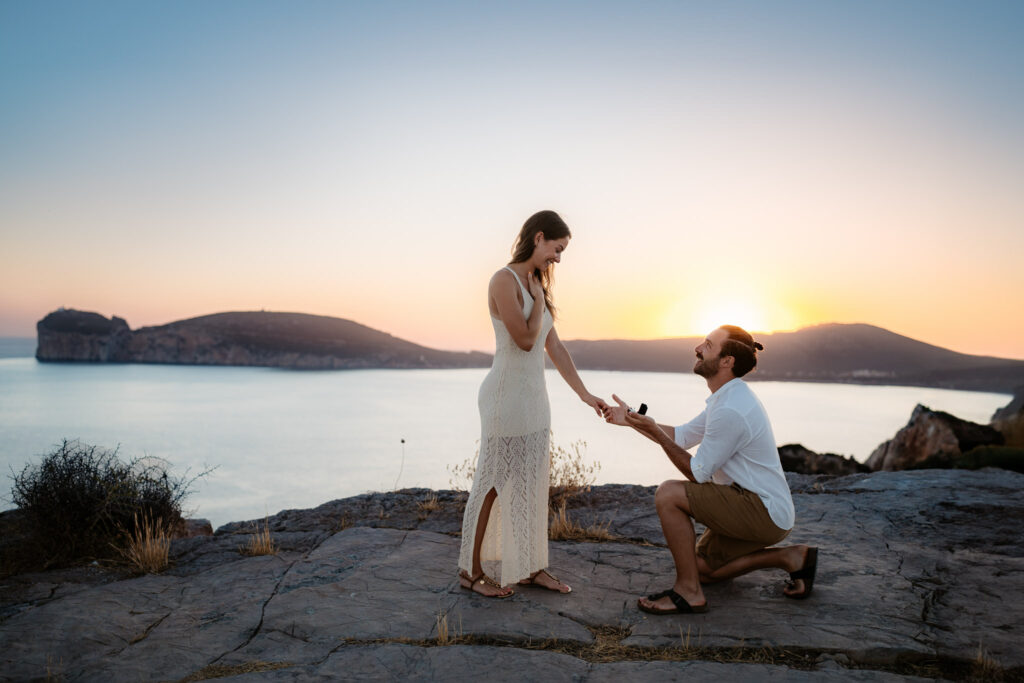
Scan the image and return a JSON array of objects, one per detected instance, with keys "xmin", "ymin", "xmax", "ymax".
[
  {"xmin": 435, "ymin": 610, "xmax": 462, "ymax": 646},
  {"xmin": 238, "ymin": 517, "xmax": 277, "ymax": 556},
  {"xmin": 332, "ymin": 514, "xmax": 351, "ymax": 533},
  {"xmin": 178, "ymin": 660, "xmax": 293, "ymax": 682},
  {"xmin": 446, "ymin": 445, "xmax": 478, "ymax": 492},
  {"xmin": 417, "ymin": 493, "xmax": 442, "ymax": 513},
  {"xmin": 45, "ymin": 655, "xmax": 64, "ymax": 682},
  {"xmin": 448, "ymin": 436, "xmax": 599, "ymax": 506},
  {"xmin": 549, "ymin": 503, "xmax": 617, "ymax": 542},
  {"xmin": 116, "ymin": 513, "xmax": 171, "ymax": 573},
  {"xmin": 970, "ymin": 643, "xmax": 1003, "ymax": 682},
  {"xmin": 338, "ymin": 628, "xmax": 1013, "ymax": 678},
  {"xmin": 549, "ymin": 439, "xmax": 599, "ymax": 510}
]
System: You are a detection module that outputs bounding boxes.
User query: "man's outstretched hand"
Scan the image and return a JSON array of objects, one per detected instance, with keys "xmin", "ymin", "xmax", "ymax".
[{"xmin": 605, "ymin": 393, "xmax": 661, "ymax": 437}]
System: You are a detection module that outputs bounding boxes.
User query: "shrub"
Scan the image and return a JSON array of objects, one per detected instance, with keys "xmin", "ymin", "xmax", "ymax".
[
  {"xmin": 447, "ymin": 436, "xmax": 599, "ymax": 510},
  {"xmin": 548, "ymin": 439, "xmax": 599, "ymax": 511},
  {"xmin": 957, "ymin": 446, "xmax": 1024, "ymax": 473},
  {"xmin": 9, "ymin": 439, "xmax": 207, "ymax": 567}
]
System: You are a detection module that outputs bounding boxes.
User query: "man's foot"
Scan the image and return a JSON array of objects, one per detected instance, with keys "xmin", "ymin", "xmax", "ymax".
[
  {"xmin": 518, "ymin": 568, "xmax": 571, "ymax": 593},
  {"xmin": 459, "ymin": 570, "xmax": 514, "ymax": 598},
  {"xmin": 637, "ymin": 586, "xmax": 707, "ymax": 614},
  {"xmin": 783, "ymin": 546, "xmax": 818, "ymax": 599}
]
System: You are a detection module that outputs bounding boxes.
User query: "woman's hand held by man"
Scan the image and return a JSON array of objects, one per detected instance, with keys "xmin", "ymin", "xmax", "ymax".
[{"xmin": 583, "ymin": 393, "xmax": 609, "ymax": 418}]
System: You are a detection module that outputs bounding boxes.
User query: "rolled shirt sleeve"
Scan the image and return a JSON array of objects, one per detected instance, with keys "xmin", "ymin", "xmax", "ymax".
[
  {"xmin": 688, "ymin": 406, "xmax": 747, "ymax": 483},
  {"xmin": 674, "ymin": 409, "xmax": 707, "ymax": 450}
]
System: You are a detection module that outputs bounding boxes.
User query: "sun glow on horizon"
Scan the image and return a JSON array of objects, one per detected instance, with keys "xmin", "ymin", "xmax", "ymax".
[{"xmin": 659, "ymin": 288, "xmax": 803, "ymax": 339}]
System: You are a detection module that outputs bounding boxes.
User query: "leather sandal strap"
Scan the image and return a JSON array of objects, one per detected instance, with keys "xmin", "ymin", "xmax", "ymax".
[
  {"xmin": 535, "ymin": 568, "xmax": 560, "ymax": 583},
  {"xmin": 477, "ymin": 573, "xmax": 504, "ymax": 589}
]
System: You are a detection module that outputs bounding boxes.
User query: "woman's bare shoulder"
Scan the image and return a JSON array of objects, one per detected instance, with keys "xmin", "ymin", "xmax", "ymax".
[{"xmin": 489, "ymin": 267, "xmax": 517, "ymax": 289}]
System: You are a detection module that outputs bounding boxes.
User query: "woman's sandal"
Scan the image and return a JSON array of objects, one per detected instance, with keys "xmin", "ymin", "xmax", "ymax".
[
  {"xmin": 459, "ymin": 570, "xmax": 514, "ymax": 598},
  {"xmin": 784, "ymin": 546, "xmax": 818, "ymax": 600},
  {"xmin": 518, "ymin": 568, "xmax": 572, "ymax": 594}
]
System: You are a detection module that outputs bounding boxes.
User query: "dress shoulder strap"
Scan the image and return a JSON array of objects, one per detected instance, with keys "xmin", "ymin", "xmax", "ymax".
[{"xmin": 503, "ymin": 266, "xmax": 528, "ymax": 293}]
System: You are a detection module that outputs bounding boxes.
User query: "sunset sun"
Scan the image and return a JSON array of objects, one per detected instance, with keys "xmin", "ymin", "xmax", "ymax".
[{"xmin": 693, "ymin": 300, "xmax": 766, "ymax": 337}]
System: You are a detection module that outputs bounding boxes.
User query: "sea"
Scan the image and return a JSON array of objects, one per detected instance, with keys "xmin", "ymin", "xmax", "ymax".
[{"xmin": 0, "ymin": 347, "xmax": 1011, "ymax": 528}]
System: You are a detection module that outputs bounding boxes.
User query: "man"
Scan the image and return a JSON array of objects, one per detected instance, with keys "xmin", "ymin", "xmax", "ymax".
[{"xmin": 604, "ymin": 325, "xmax": 817, "ymax": 614}]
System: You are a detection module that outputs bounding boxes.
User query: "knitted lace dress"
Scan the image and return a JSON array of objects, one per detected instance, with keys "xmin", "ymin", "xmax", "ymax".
[{"xmin": 458, "ymin": 267, "xmax": 553, "ymax": 585}]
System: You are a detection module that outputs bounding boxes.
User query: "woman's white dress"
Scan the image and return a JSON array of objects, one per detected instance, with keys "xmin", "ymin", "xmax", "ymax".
[{"xmin": 458, "ymin": 267, "xmax": 553, "ymax": 585}]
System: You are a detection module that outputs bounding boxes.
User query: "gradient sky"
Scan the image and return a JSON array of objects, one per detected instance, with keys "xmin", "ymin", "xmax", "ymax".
[{"xmin": 2, "ymin": 1, "xmax": 1023, "ymax": 358}]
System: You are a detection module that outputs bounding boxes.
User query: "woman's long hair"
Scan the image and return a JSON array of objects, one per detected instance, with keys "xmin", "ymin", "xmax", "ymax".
[{"xmin": 509, "ymin": 210, "xmax": 571, "ymax": 317}]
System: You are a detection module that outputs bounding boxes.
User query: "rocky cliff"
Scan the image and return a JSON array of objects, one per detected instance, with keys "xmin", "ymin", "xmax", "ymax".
[
  {"xmin": 1, "ymin": 471, "xmax": 1021, "ymax": 680},
  {"xmin": 992, "ymin": 385, "xmax": 1024, "ymax": 447},
  {"xmin": 866, "ymin": 404, "xmax": 1006, "ymax": 471},
  {"xmin": 36, "ymin": 309, "xmax": 492, "ymax": 370}
]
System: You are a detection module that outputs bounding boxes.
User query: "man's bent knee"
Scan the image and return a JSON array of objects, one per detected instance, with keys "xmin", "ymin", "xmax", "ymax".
[{"xmin": 655, "ymin": 480, "xmax": 690, "ymax": 512}]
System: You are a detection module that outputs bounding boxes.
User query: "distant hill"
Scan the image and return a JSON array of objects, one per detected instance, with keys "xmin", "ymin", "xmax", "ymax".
[
  {"xmin": 35, "ymin": 309, "xmax": 491, "ymax": 370},
  {"xmin": 34, "ymin": 311, "xmax": 1024, "ymax": 392},
  {"xmin": 562, "ymin": 323, "xmax": 1024, "ymax": 393}
]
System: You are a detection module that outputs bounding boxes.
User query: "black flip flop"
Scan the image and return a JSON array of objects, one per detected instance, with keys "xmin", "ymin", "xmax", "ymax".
[
  {"xmin": 785, "ymin": 546, "xmax": 818, "ymax": 600},
  {"xmin": 638, "ymin": 589, "xmax": 709, "ymax": 615}
]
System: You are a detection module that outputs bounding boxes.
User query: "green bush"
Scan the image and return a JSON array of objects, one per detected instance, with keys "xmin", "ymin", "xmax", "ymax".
[
  {"xmin": 957, "ymin": 446, "xmax": 1024, "ymax": 474},
  {"xmin": 9, "ymin": 439, "xmax": 207, "ymax": 567}
]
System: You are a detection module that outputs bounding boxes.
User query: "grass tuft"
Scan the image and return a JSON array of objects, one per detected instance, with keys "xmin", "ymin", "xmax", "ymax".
[
  {"xmin": 970, "ymin": 643, "xmax": 1003, "ymax": 682},
  {"xmin": 448, "ymin": 436, "xmax": 599, "ymax": 510},
  {"xmin": 45, "ymin": 655, "xmax": 64, "ymax": 682},
  {"xmin": 417, "ymin": 493, "xmax": 442, "ymax": 513},
  {"xmin": 116, "ymin": 513, "xmax": 171, "ymax": 573},
  {"xmin": 239, "ymin": 517, "xmax": 277, "ymax": 556},
  {"xmin": 435, "ymin": 610, "xmax": 462, "ymax": 646},
  {"xmin": 549, "ymin": 503, "xmax": 616, "ymax": 542}
]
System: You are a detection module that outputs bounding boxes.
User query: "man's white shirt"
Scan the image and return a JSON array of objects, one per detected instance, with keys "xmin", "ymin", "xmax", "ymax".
[{"xmin": 674, "ymin": 378, "xmax": 796, "ymax": 530}]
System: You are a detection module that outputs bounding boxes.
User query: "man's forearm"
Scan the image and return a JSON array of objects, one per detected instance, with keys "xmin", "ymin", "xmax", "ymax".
[
  {"xmin": 648, "ymin": 427, "xmax": 697, "ymax": 482},
  {"xmin": 634, "ymin": 422, "xmax": 674, "ymax": 444}
]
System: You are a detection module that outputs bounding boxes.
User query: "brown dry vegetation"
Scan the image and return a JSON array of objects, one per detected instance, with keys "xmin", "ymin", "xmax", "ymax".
[
  {"xmin": 549, "ymin": 503, "xmax": 617, "ymax": 542},
  {"xmin": 116, "ymin": 513, "xmax": 171, "ymax": 573},
  {"xmin": 238, "ymin": 518, "xmax": 277, "ymax": 556},
  {"xmin": 448, "ymin": 437, "xmax": 599, "ymax": 510}
]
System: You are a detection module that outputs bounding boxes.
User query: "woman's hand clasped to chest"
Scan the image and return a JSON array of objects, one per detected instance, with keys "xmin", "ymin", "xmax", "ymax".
[{"xmin": 527, "ymin": 271, "xmax": 545, "ymax": 306}]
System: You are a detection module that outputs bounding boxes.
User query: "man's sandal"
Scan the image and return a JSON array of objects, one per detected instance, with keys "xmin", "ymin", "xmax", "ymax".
[
  {"xmin": 637, "ymin": 588, "xmax": 709, "ymax": 615},
  {"xmin": 459, "ymin": 570, "xmax": 514, "ymax": 598},
  {"xmin": 784, "ymin": 546, "xmax": 818, "ymax": 600},
  {"xmin": 518, "ymin": 568, "xmax": 572, "ymax": 594}
]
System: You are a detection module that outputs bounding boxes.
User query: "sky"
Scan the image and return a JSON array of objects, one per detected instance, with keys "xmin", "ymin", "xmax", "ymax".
[{"xmin": 2, "ymin": 1, "xmax": 1023, "ymax": 358}]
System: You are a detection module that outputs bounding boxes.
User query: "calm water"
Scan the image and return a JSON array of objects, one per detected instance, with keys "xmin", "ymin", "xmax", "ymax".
[{"xmin": 0, "ymin": 358, "xmax": 1010, "ymax": 527}]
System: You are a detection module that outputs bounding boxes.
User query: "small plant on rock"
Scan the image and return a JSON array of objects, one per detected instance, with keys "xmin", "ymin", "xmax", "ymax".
[
  {"xmin": 239, "ymin": 517, "xmax": 277, "ymax": 556},
  {"xmin": 9, "ymin": 439, "xmax": 209, "ymax": 568},
  {"xmin": 447, "ymin": 436, "xmax": 599, "ymax": 507},
  {"xmin": 116, "ymin": 513, "xmax": 171, "ymax": 573}
]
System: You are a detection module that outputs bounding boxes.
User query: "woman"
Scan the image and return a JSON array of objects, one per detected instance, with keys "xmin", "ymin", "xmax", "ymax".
[{"xmin": 458, "ymin": 210, "xmax": 607, "ymax": 598}]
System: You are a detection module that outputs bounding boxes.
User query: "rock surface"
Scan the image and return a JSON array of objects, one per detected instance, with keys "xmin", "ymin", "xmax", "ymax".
[
  {"xmin": 992, "ymin": 385, "xmax": 1024, "ymax": 448},
  {"xmin": 778, "ymin": 444, "xmax": 869, "ymax": 475},
  {"xmin": 866, "ymin": 404, "xmax": 1005, "ymax": 471},
  {"xmin": 1, "ymin": 470, "xmax": 1022, "ymax": 681}
]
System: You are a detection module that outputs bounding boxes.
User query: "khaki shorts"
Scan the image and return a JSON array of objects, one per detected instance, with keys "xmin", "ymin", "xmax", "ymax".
[{"xmin": 682, "ymin": 481, "xmax": 789, "ymax": 571}]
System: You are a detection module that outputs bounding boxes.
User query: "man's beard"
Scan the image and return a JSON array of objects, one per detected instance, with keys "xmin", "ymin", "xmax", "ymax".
[{"xmin": 693, "ymin": 353, "xmax": 720, "ymax": 378}]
